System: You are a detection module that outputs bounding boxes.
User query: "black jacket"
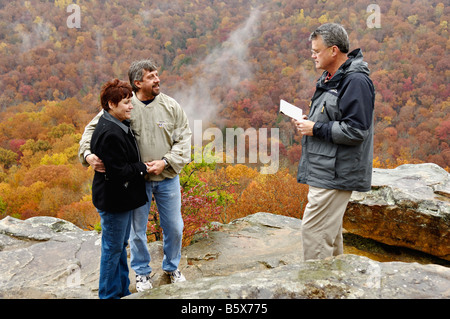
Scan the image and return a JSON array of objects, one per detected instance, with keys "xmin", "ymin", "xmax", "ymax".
[
  {"xmin": 297, "ymin": 49, "xmax": 375, "ymax": 192},
  {"xmin": 91, "ymin": 112, "xmax": 148, "ymax": 212}
]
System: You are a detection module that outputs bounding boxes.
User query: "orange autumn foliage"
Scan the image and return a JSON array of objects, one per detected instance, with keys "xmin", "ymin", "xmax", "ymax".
[
  {"xmin": 223, "ymin": 168, "xmax": 309, "ymax": 222},
  {"xmin": 57, "ymin": 195, "xmax": 99, "ymax": 231},
  {"xmin": 201, "ymin": 164, "xmax": 308, "ymax": 223}
]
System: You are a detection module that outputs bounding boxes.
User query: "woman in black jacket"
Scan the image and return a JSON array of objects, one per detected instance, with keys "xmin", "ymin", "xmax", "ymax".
[{"xmin": 90, "ymin": 79, "xmax": 149, "ymax": 299}]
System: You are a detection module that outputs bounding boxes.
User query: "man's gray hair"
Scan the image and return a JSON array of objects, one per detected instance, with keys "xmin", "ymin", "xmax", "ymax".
[
  {"xmin": 309, "ymin": 23, "xmax": 349, "ymax": 54},
  {"xmin": 128, "ymin": 59, "xmax": 158, "ymax": 92}
]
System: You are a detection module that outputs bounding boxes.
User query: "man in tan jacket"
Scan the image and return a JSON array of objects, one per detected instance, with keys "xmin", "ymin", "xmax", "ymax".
[{"xmin": 79, "ymin": 59, "xmax": 192, "ymax": 291}]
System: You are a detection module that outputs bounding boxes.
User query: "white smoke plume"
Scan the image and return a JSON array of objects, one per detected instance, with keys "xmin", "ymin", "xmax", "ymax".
[{"xmin": 173, "ymin": 8, "xmax": 261, "ymax": 125}]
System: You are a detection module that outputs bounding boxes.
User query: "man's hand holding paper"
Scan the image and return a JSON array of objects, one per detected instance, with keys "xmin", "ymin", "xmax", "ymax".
[
  {"xmin": 279, "ymin": 100, "xmax": 314, "ymax": 136},
  {"xmin": 294, "ymin": 117, "xmax": 314, "ymax": 136}
]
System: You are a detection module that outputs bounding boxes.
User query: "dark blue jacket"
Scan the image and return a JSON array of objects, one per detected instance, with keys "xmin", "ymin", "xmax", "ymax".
[
  {"xmin": 91, "ymin": 112, "xmax": 148, "ymax": 212},
  {"xmin": 297, "ymin": 49, "xmax": 375, "ymax": 192}
]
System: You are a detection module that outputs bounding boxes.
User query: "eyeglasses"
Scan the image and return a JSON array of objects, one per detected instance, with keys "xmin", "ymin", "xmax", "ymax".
[{"xmin": 311, "ymin": 46, "xmax": 333, "ymax": 57}]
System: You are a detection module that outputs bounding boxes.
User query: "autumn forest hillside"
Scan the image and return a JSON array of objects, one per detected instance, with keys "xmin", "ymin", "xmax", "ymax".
[{"xmin": 0, "ymin": 0, "xmax": 449, "ymax": 235}]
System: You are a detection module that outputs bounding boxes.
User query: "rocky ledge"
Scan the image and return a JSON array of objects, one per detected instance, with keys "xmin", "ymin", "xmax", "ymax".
[
  {"xmin": 1, "ymin": 212, "xmax": 449, "ymax": 299},
  {"xmin": 0, "ymin": 216, "xmax": 101, "ymax": 298},
  {"xmin": 346, "ymin": 163, "xmax": 450, "ymax": 260},
  {"xmin": 129, "ymin": 212, "xmax": 450, "ymax": 299}
]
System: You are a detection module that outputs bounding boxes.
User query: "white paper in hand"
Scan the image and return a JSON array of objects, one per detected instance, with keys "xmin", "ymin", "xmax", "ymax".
[{"xmin": 280, "ymin": 100, "xmax": 303, "ymax": 121}]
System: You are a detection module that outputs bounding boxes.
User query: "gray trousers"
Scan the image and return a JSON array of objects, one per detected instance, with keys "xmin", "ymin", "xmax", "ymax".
[{"xmin": 301, "ymin": 186, "xmax": 352, "ymax": 261}]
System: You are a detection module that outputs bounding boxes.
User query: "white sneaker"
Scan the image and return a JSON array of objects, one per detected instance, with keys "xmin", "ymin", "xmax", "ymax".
[
  {"xmin": 136, "ymin": 274, "xmax": 152, "ymax": 292},
  {"xmin": 164, "ymin": 269, "xmax": 186, "ymax": 283}
]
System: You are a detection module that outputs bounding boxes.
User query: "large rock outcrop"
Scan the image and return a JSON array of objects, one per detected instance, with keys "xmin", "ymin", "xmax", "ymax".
[
  {"xmin": 1, "ymin": 213, "xmax": 449, "ymax": 299},
  {"xmin": 345, "ymin": 163, "xmax": 450, "ymax": 260},
  {"xmin": 0, "ymin": 216, "xmax": 101, "ymax": 298},
  {"xmin": 129, "ymin": 254, "xmax": 450, "ymax": 299},
  {"xmin": 130, "ymin": 212, "xmax": 450, "ymax": 299},
  {"xmin": 127, "ymin": 213, "xmax": 450, "ymax": 299}
]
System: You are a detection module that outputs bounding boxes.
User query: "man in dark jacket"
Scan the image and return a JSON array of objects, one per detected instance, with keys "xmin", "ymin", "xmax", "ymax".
[{"xmin": 293, "ymin": 23, "xmax": 375, "ymax": 260}]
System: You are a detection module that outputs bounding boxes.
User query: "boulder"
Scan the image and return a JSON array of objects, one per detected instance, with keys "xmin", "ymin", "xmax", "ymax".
[
  {"xmin": 135, "ymin": 212, "xmax": 303, "ymax": 288},
  {"xmin": 128, "ymin": 212, "xmax": 450, "ymax": 299},
  {"xmin": 0, "ymin": 216, "xmax": 101, "ymax": 298},
  {"xmin": 345, "ymin": 163, "xmax": 450, "ymax": 260},
  {"xmin": 128, "ymin": 254, "xmax": 450, "ymax": 299}
]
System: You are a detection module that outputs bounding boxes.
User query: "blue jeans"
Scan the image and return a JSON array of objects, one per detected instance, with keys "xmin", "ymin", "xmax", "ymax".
[
  {"xmin": 130, "ymin": 175, "xmax": 183, "ymax": 275},
  {"xmin": 98, "ymin": 210, "xmax": 132, "ymax": 299}
]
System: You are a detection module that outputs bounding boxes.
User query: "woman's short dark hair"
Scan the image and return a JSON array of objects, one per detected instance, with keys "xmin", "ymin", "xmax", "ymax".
[
  {"xmin": 309, "ymin": 23, "xmax": 349, "ymax": 54},
  {"xmin": 100, "ymin": 79, "xmax": 133, "ymax": 111}
]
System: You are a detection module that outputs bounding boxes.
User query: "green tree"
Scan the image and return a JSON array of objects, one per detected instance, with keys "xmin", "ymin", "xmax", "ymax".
[{"xmin": 0, "ymin": 147, "xmax": 18, "ymax": 168}]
